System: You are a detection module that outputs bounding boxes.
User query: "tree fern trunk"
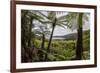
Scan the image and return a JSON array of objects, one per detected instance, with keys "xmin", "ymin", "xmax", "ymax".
[
  {"xmin": 28, "ymin": 17, "xmax": 33, "ymax": 62},
  {"xmin": 28, "ymin": 17, "xmax": 33, "ymax": 48},
  {"xmin": 76, "ymin": 13, "xmax": 83, "ymax": 60},
  {"xmin": 40, "ymin": 34, "xmax": 45, "ymax": 61},
  {"xmin": 45, "ymin": 23, "xmax": 56, "ymax": 61},
  {"xmin": 41, "ymin": 34, "xmax": 45, "ymax": 49}
]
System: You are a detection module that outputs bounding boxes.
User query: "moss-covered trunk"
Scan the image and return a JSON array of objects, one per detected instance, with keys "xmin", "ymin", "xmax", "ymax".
[{"xmin": 76, "ymin": 13, "xmax": 83, "ymax": 60}]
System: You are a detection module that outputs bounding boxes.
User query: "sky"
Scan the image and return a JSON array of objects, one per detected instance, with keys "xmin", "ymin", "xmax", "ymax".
[
  {"xmin": 53, "ymin": 22, "xmax": 90, "ymax": 36},
  {"xmin": 53, "ymin": 26, "xmax": 76, "ymax": 36}
]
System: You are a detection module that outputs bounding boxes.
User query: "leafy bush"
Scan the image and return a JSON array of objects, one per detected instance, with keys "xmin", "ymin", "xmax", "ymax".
[{"xmin": 33, "ymin": 39, "xmax": 41, "ymax": 48}]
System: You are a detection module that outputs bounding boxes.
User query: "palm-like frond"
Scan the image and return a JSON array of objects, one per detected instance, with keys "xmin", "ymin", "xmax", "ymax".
[
  {"xmin": 47, "ymin": 11, "xmax": 56, "ymax": 20},
  {"xmin": 36, "ymin": 11, "xmax": 48, "ymax": 19}
]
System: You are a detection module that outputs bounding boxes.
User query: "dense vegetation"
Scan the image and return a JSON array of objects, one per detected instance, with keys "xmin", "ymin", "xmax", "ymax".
[
  {"xmin": 21, "ymin": 10, "xmax": 90, "ymax": 62},
  {"xmin": 33, "ymin": 30, "xmax": 90, "ymax": 61}
]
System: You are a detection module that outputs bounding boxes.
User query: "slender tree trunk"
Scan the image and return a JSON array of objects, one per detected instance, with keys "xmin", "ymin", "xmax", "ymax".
[
  {"xmin": 39, "ymin": 34, "xmax": 45, "ymax": 61},
  {"xmin": 28, "ymin": 17, "xmax": 33, "ymax": 62},
  {"xmin": 45, "ymin": 23, "xmax": 56, "ymax": 61},
  {"xmin": 47, "ymin": 25, "xmax": 55, "ymax": 52},
  {"xmin": 41, "ymin": 34, "xmax": 45, "ymax": 49},
  {"xmin": 28, "ymin": 17, "xmax": 33, "ymax": 48},
  {"xmin": 76, "ymin": 13, "xmax": 83, "ymax": 60}
]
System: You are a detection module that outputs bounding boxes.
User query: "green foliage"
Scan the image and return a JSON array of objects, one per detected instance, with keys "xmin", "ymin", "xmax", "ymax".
[
  {"xmin": 33, "ymin": 39, "xmax": 42, "ymax": 48},
  {"xmin": 83, "ymin": 30, "xmax": 90, "ymax": 51},
  {"xmin": 82, "ymin": 51, "xmax": 90, "ymax": 59},
  {"xmin": 49, "ymin": 40, "xmax": 76, "ymax": 60},
  {"xmin": 32, "ymin": 30, "xmax": 90, "ymax": 61},
  {"xmin": 21, "ymin": 10, "xmax": 90, "ymax": 62}
]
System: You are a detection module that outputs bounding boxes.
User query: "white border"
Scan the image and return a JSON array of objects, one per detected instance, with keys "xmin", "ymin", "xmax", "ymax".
[{"xmin": 16, "ymin": 4, "xmax": 95, "ymax": 69}]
